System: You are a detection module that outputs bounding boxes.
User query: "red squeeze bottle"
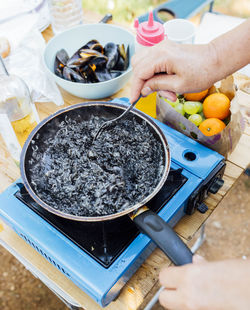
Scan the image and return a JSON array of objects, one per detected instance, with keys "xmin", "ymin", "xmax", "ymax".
[{"xmin": 133, "ymin": 12, "xmax": 166, "ymax": 118}]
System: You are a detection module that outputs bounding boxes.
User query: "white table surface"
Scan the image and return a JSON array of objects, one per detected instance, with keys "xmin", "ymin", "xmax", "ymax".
[{"xmin": 195, "ymin": 12, "xmax": 250, "ymax": 77}]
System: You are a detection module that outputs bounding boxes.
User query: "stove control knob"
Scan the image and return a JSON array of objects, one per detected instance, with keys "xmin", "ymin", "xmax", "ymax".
[
  {"xmin": 197, "ymin": 203, "xmax": 208, "ymax": 214},
  {"xmin": 208, "ymin": 178, "xmax": 224, "ymax": 194}
]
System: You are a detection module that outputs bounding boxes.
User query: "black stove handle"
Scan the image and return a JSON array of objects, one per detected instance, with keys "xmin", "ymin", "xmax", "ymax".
[{"xmin": 133, "ymin": 210, "xmax": 193, "ymax": 266}]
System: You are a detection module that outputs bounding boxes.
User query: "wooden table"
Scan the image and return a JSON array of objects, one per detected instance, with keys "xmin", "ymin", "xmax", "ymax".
[{"xmin": 0, "ymin": 17, "xmax": 250, "ymax": 310}]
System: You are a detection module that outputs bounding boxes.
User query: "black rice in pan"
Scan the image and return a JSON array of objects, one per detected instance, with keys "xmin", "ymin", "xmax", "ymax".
[{"xmin": 28, "ymin": 114, "xmax": 164, "ymax": 216}]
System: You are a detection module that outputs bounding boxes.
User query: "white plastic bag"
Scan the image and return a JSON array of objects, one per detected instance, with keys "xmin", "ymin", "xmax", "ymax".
[{"xmin": 4, "ymin": 29, "xmax": 63, "ymax": 106}]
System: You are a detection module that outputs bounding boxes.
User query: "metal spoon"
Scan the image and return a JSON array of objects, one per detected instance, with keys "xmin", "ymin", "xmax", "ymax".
[{"xmin": 93, "ymin": 95, "xmax": 142, "ymax": 140}]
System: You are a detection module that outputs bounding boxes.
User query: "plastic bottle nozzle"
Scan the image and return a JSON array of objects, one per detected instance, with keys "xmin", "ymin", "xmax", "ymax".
[
  {"xmin": 148, "ymin": 11, "xmax": 154, "ymax": 27},
  {"xmin": 134, "ymin": 11, "xmax": 165, "ymax": 46},
  {"xmin": 134, "ymin": 18, "xmax": 139, "ymax": 29}
]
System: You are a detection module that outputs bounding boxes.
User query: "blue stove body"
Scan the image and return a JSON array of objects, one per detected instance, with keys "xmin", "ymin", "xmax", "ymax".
[{"xmin": 0, "ymin": 100, "xmax": 225, "ymax": 307}]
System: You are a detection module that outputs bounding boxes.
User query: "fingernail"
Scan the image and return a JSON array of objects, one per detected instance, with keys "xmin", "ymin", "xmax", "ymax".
[
  {"xmin": 141, "ymin": 87, "xmax": 153, "ymax": 97},
  {"xmin": 158, "ymin": 91, "xmax": 177, "ymax": 102}
]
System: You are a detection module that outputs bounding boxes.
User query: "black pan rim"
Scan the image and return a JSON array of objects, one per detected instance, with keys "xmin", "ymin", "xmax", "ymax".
[{"xmin": 20, "ymin": 101, "xmax": 171, "ymax": 222}]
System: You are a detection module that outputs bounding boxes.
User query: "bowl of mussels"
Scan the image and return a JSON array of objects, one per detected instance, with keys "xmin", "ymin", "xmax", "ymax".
[{"xmin": 43, "ymin": 23, "xmax": 135, "ymax": 99}]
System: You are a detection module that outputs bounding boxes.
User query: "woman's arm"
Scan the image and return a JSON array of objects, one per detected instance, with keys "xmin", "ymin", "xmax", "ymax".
[{"xmin": 131, "ymin": 19, "xmax": 250, "ymax": 102}]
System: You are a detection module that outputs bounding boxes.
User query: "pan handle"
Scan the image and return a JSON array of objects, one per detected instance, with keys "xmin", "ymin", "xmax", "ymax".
[{"xmin": 133, "ymin": 210, "xmax": 193, "ymax": 265}]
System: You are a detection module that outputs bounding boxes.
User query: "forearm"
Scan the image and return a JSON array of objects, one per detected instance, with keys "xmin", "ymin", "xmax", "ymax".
[
  {"xmin": 131, "ymin": 19, "xmax": 250, "ymax": 101},
  {"xmin": 210, "ymin": 18, "xmax": 250, "ymax": 83}
]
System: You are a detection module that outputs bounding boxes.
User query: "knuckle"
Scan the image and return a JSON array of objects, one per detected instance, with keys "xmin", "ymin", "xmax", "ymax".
[
  {"xmin": 151, "ymin": 79, "xmax": 158, "ymax": 90},
  {"xmin": 151, "ymin": 76, "xmax": 161, "ymax": 90},
  {"xmin": 173, "ymin": 79, "xmax": 184, "ymax": 92}
]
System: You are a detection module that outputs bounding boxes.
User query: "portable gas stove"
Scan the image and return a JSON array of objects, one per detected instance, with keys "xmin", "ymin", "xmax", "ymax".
[{"xmin": 0, "ymin": 98, "xmax": 225, "ymax": 307}]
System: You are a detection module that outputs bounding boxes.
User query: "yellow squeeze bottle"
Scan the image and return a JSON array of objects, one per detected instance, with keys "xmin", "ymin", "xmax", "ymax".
[{"xmin": 135, "ymin": 92, "xmax": 157, "ymax": 118}]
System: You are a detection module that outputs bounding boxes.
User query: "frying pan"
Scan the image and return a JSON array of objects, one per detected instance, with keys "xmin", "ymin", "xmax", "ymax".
[{"xmin": 20, "ymin": 101, "xmax": 193, "ymax": 266}]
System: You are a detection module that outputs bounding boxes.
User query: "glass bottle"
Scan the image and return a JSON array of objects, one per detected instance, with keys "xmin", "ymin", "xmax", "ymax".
[
  {"xmin": 0, "ymin": 74, "xmax": 39, "ymax": 163},
  {"xmin": 48, "ymin": 0, "xmax": 83, "ymax": 34}
]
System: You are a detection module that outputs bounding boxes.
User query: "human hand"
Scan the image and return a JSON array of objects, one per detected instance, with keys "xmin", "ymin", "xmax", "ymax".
[
  {"xmin": 131, "ymin": 40, "xmax": 218, "ymax": 103},
  {"xmin": 159, "ymin": 256, "xmax": 250, "ymax": 310}
]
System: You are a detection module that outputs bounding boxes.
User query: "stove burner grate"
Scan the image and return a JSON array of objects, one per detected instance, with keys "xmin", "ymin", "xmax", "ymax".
[{"xmin": 15, "ymin": 168, "xmax": 187, "ymax": 268}]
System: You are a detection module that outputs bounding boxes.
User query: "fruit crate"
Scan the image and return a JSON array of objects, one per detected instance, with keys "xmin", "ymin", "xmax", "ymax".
[{"xmin": 156, "ymin": 76, "xmax": 245, "ymax": 157}]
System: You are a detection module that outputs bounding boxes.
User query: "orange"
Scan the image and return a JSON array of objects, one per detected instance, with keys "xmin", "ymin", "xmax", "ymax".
[
  {"xmin": 203, "ymin": 93, "xmax": 230, "ymax": 120},
  {"xmin": 199, "ymin": 118, "xmax": 226, "ymax": 136},
  {"xmin": 184, "ymin": 89, "xmax": 208, "ymax": 101}
]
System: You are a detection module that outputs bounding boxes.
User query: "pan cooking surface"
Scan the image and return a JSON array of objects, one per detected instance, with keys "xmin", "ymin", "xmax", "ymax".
[{"xmin": 27, "ymin": 112, "xmax": 164, "ymax": 217}]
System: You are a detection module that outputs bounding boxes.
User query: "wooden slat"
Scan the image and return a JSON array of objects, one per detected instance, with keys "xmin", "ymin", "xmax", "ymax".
[{"xmin": 227, "ymin": 133, "xmax": 250, "ymax": 169}]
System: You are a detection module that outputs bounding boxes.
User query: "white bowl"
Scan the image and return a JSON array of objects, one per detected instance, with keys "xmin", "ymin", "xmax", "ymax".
[{"xmin": 43, "ymin": 23, "xmax": 135, "ymax": 99}]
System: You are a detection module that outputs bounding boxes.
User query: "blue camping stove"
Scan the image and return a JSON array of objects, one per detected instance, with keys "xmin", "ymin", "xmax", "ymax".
[{"xmin": 0, "ymin": 113, "xmax": 225, "ymax": 307}]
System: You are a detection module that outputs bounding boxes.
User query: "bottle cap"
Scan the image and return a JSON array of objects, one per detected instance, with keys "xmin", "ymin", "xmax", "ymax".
[{"xmin": 134, "ymin": 11, "xmax": 165, "ymax": 46}]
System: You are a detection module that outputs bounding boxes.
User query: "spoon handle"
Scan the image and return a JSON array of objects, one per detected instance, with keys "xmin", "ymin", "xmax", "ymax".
[
  {"xmin": 93, "ymin": 95, "xmax": 142, "ymax": 141},
  {"xmin": 111, "ymin": 95, "xmax": 142, "ymax": 123}
]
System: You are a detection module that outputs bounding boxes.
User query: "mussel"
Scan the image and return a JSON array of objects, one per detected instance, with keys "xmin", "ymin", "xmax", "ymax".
[
  {"xmin": 104, "ymin": 42, "xmax": 119, "ymax": 70},
  {"xmin": 54, "ymin": 39, "xmax": 130, "ymax": 84},
  {"xmin": 54, "ymin": 49, "xmax": 69, "ymax": 78},
  {"xmin": 67, "ymin": 49, "xmax": 107, "ymax": 68},
  {"xmin": 63, "ymin": 67, "xmax": 85, "ymax": 83}
]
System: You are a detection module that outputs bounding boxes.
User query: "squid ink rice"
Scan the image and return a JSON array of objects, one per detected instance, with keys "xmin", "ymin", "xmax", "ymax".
[{"xmin": 28, "ymin": 114, "xmax": 165, "ymax": 216}]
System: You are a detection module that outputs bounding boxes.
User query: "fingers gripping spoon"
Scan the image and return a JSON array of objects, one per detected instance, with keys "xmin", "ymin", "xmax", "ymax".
[{"xmin": 93, "ymin": 95, "xmax": 142, "ymax": 141}]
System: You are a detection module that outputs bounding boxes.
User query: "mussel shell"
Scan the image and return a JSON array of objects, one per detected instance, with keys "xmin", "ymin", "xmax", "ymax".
[
  {"xmin": 67, "ymin": 41, "xmax": 100, "ymax": 64},
  {"xmin": 90, "ymin": 43, "xmax": 104, "ymax": 54},
  {"xmin": 78, "ymin": 40, "xmax": 104, "ymax": 54},
  {"xmin": 79, "ymin": 64, "xmax": 99, "ymax": 83},
  {"xmin": 55, "ymin": 40, "xmax": 129, "ymax": 83},
  {"xmin": 54, "ymin": 49, "xmax": 69, "ymax": 77},
  {"xmin": 80, "ymin": 49, "xmax": 104, "ymax": 58},
  {"xmin": 81, "ymin": 39, "xmax": 99, "ymax": 50},
  {"xmin": 110, "ymin": 70, "xmax": 122, "ymax": 79},
  {"xmin": 94, "ymin": 69, "xmax": 112, "ymax": 82},
  {"xmin": 118, "ymin": 44, "xmax": 126, "ymax": 60},
  {"xmin": 113, "ymin": 44, "xmax": 130, "ymax": 71},
  {"xmin": 104, "ymin": 42, "xmax": 119, "ymax": 70},
  {"xmin": 55, "ymin": 49, "xmax": 69, "ymax": 65},
  {"xmin": 123, "ymin": 45, "xmax": 130, "ymax": 70},
  {"xmin": 67, "ymin": 49, "xmax": 101, "ymax": 68},
  {"xmin": 55, "ymin": 67, "xmax": 63, "ymax": 78},
  {"xmin": 63, "ymin": 67, "xmax": 86, "ymax": 83},
  {"xmin": 90, "ymin": 55, "xmax": 108, "ymax": 68},
  {"xmin": 113, "ymin": 56, "xmax": 124, "ymax": 71}
]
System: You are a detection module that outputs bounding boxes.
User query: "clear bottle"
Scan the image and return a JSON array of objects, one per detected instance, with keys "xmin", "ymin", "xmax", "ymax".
[
  {"xmin": 0, "ymin": 75, "xmax": 39, "ymax": 163},
  {"xmin": 134, "ymin": 12, "xmax": 165, "ymax": 118},
  {"xmin": 48, "ymin": 0, "xmax": 83, "ymax": 34}
]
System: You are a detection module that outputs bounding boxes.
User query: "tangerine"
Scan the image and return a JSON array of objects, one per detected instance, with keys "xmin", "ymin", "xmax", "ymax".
[
  {"xmin": 203, "ymin": 93, "xmax": 230, "ymax": 120},
  {"xmin": 199, "ymin": 118, "xmax": 226, "ymax": 136},
  {"xmin": 184, "ymin": 89, "xmax": 208, "ymax": 101}
]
